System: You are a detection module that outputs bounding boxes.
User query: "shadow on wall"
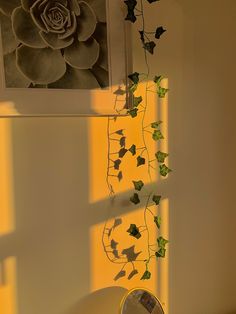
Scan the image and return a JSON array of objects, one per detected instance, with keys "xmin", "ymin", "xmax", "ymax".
[{"xmin": 67, "ymin": 286, "xmax": 127, "ymax": 314}]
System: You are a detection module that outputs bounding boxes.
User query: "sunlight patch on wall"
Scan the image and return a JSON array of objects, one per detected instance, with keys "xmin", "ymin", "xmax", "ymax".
[
  {"xmin": 90, "ymin": 207, "xmax": 158, "ymax": 293},
  {"xmin": 0, "ymin": 257, "xmax": 18, "ymax": 314},
  {"xmin": 0, "ymin": 120, "xmax": 15, "ymax": 235},
  {"xmin": 88, "ymin": 82, "xmax": 158, "ymax": 203}
]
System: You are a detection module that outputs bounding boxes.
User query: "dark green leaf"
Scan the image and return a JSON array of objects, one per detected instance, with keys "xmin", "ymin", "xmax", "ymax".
[
  {"xmin": 129, "ymin": 144, "xmax": 136, "ymax": 156},
  {"xmin": 152, "ymin": 195, "xmax": 161, "ymax": 205},
  {"xmin": 159, "ymin": 164, "xmax": 172, "ymax": 177},
  {"xmin": 114, "ymin": 159, "xmax": 121, "ymax": 170},
  {"xmin": 155, "ymin": 26, "xmax": 166, "ymax": 39},
  {"xmin": 115, "ymin": 129, "xmax": 124, "ymax": 135},
  {"xmin": 119, "ymin": 148, "xmax": 128, "ymax": 158},
  {"xmin": 152, "ymin": 130, "xmax": 164, "ymax": 141},
  {"xmin": 132, "ymin": 180, "xmax": 144, "ymax": 191},
  {"xmin": 139, "ymin": 30, "xmax": 145, "ymax": 43},
  {"xmin": 147, "ymin": 0, "xmax": 159, "ymax": 3},
  {"xmin": 118, "ymin": 171, "xmax": 123, "ymax": 181},
  {"xmin": 120, "ymin": 136, "xmax": 126, "ymax": 147},
  {"xmin": 155, "ymin": 248, "xmax": 166, "ymax": 258},
  {"xmin": 124, "ymin": 0, "xmax": 137, "ymax": 10},
  {"xmin": 127, "ymin": 223, "xmax": 141, "ymax": 239},
  {"xmin": 137, "ymin": 156, "xmax": 146, "ymax": 167},
  {"xmin": 125, "ymin": 10, "xmax": 136, "ymax": 23},
  {"xmin": 133, "ymin": 96, "xmax": 143, "ymax": 107},
  {"xmin": 154, "ymin": 216, "xmax": 162, "ymax": 229},
  {"xmin": 155, "ymin": 151, "xmax": 168, "ymax": 163},
  {"xmin": 144, "ymin": 41, "xmax": 156, "ymax": 54},
  {"xmin": 154, "ymin": 75, "xmax": 163, "ymax": 84},
  {"xmin": 151, "ymin": 121, "xmax": 163, "ymax": 128},
  {"xmin": 130, "ymin": 193, "xmax": 140, "ymax": 205},
  {"xmin": 128, "ymin": 72, "xmax": 139, "ymax": 84},
  {"xmin": 141, "ymin": 270, "xmax": 151, "ymax": 280},
  {"xmin": 157, "ymin": 236, "xmax": 169, "ymax": 248},
  {"xmin": 127, "ymin": 108, "xmax": 138, "ymax": 118},
  {"xmin": 158, "ymin": 86, "xmax": 169, "ymax": 98}
]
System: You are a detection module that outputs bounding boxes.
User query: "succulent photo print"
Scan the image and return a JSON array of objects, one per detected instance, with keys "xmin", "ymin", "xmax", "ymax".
[{"xmin": 0, "ymin": 0, "xmax": 109, "ymax": 89}]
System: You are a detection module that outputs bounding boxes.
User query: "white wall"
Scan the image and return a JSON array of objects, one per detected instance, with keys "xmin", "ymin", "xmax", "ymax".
[{"xmin": 0, "ymin": 1, "xmax": 236, "ymax": 314}]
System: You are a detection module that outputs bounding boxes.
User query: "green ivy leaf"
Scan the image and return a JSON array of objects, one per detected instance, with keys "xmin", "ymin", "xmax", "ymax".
[
  {"xmin": 152, "ymin": 130, "xmax": 164, "ymax": 141},
  {"xmin": 114, "ymin": 159, "xmax": 121, "ymax": 170},
  {"xmin": 151, "ymin": 121, "xmax": 162, "ymax": 128},
  {"xmin": 115, "ymin": 129, "xmax": 124, "ymax": 135},
  {"xmin": 128, "ymin": 72, "xmax": 140, "ymax": 84},
  {"xmin": 133, "ymin": 96, "xmax": 143, "ymax": 107},
  {"xmin": 155, "ymin": 248, "xmax": 166, "ymax": 258},
  {"xmin": 130, "ymin": 193, "xmax": 140, "ymax": 205},
  {"xmin": 137, "ymin": 156, "xmax": 146, "ymax": 167},
  {"xmin": 129, "ymin": 144, "xmax": 136, "ymax": 156},
  {"xmin": 120, "ymin": 136, "xmax": 126, "ymax": 147},
  {"xmin": 154, "ymin": 216, "xmax": 162, "ymax": 229},
  {"xmin": 157, "ymin": 236, "xmax": 169, "ymax": 248},
  {"xmin": 155, "ymin": 151, "xmax": 168, "ymax": 163},
  {"xmin": 158, "ymin": 86, "xmax": 169, "ymax": 98},
  {"xmin": 132, "ymin": 180, "xmax": 144, "ymax": 191},
  {"xmin": 129, "ymin": 83, "xmax": 138, "ymax": 93},
  {"xmin": 119, "ymin": 148, "xmax": 128, "ymax": 158},
  {"xmin": 118, "ymin": 171, "xmax": 123, "ymax": 181},
  {"xmin": 124, "ymin": 0, "xmax": 137, "ymax": 10},
  {"xmin": 141, "ymin": 270, "xmax": 151, "ymax": 280},
  {"xmin": 127, "ymin": 108, "xmax": 138, "ymax": 118},
  {"xmin": 154, "ymin": 75, "xmax": 163, "ymax": 85},
  {"xmin": 144, "ymin": 41, "xmax": 156, "ymax": 54},
  {"xmin": 152, "ymin": 195, "xmax": 161, "ymax": 205},
  {"xmin": 127, "ymin": 223, "xmax": 141, "ymax": 239},
  {"xmin": 159, "ymin": 164, "xmax": 172, "ymax": 177},
  {"xmin": 155, "ymin": 26, "xmax": 166, "ymax": 39},
  {"xmin": 147, "ymin": 0, "xmax": 159, "ymax": 3}
]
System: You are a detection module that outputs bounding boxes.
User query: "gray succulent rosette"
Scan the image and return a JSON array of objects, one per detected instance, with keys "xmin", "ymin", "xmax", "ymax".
[{"xmin": 0, "ymin": 0, "xmax": 109, "ymax": 89}]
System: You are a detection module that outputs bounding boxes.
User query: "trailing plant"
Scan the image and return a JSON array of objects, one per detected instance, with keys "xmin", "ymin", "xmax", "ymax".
[{"xmin": 102, "ymin": 0, "xmax": 171, "ymax": 281}]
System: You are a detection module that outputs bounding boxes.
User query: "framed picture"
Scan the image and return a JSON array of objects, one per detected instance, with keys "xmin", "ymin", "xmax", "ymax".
[{"xmin": 0, "ymin": 0, "xmax": 132, "ymax": 117}]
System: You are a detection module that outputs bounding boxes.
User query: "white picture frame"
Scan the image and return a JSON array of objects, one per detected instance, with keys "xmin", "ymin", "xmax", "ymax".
[{"xmin": 0, "ymin": 0, "xmax": 132, "ymax": 117}]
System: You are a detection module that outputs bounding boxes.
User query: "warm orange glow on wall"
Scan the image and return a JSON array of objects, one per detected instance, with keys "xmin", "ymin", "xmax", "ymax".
[
  {"xmin": 0, "ymin": 120, "xmax": 15, "ymax": 235},
  {"xmin": 90, "ymin": 207, "xmax": 158, "ymax": 293},
  {"xmin": 89, "ymin": 82, "xmax": 157, "ymax": 203},
  {"xmin": 0, "ymin": 257, "xmax": 18, "ymax": 314}
]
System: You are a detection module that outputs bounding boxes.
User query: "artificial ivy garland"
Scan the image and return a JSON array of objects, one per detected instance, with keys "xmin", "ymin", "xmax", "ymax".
[{"xmin": 102, "ymin": 0, "xmax": 171, "ymax": 281}]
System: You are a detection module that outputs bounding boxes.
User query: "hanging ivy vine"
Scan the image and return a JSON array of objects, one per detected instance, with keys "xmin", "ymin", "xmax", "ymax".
[{"xmin": 102, "ymin": 0, "xmax": 171, "ymax": 281}]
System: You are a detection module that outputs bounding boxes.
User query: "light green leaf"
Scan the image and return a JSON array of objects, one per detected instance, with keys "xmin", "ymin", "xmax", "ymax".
[
  {"xmin": 157, "ymin": 236, "xmax": 169, "ymax": 248},
  {"xmin": 155, "ymin": 151, "xmax": 168, "ymax": 163},
  {"xmin": 152, "ymin": 130, "xmax": 164, "ymax": 141},
  {"xmin": 141, "ymin": 270, "xmax": 151, "ymax": 280},
  {"xmin": 129, "ymin": 83, "xmax": 138, "ymax": 93},
  {"xmin": 154, "ymin": 216, "xmax": 161, "ymax": 229},
  {"xmin": 158, "ymin": 86, "xmax": 169, "ymax": 98},
  {"xmin": 133, "ymin": 96, "xmax": 142, "ymax": 107},
  {"xmin": 151, "ymin": 121, "xmax": 162, "ymax": 128},
  {"xmin": 132, "ymin": 180, "xmax": 144, "ymax": 191},
  {"xmin": 159, "ymin": 164, "xmax": 172, "ymax": 177},
  {"xmin": 155, "ymin": 248, "xmax": 166, "ymax": 258}
]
